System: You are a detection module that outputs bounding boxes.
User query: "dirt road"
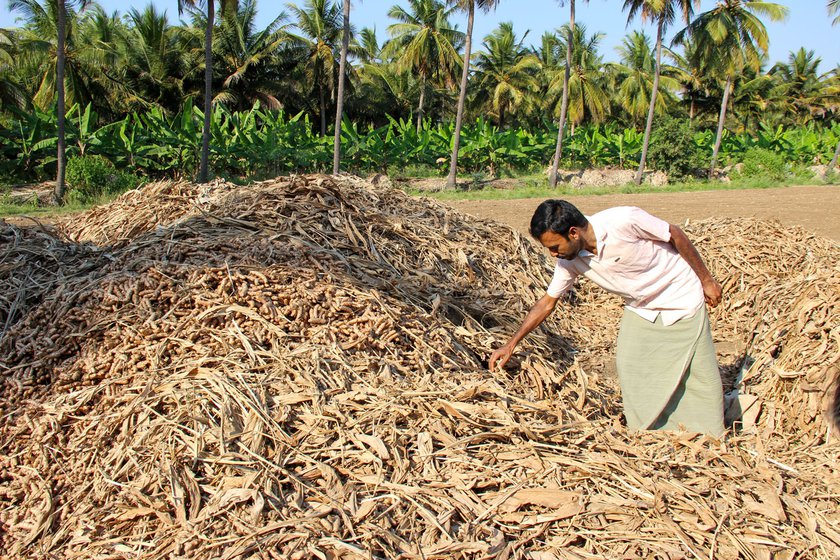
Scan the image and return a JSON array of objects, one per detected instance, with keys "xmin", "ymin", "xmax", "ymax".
[{"xmin": 446, "ymin": 185, "xmax": 840, "ymax": 242}]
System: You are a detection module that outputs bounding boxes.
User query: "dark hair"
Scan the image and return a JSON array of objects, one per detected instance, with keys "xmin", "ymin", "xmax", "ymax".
[{"xmin": 529, "ymin": 199, "xmax": 588, "ymax": 239}]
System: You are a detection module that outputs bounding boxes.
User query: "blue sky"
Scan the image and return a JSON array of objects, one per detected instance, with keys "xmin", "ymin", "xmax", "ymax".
[{"xmin": 3, "ymin": 0, "xmax": 838, "ymax": 71}]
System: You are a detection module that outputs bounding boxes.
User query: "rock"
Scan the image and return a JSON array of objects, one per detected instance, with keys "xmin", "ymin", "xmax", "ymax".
[
  {"xmin": 570, "ymin": 169, "xmax": 634, "ymax": 189},
  {"xmin": 809, "ymin": 165, "xmax": 828, "ymax": 177},
  {"xmin": 545, "ymin": 167, "xmax": 671, "ymax": 188},
  {"xmin": 643, "ymin": 171, "xmax": 668, "ymax": 187},
  {"xmin": 370, "ymin": 173, "xmax": 393, "ymax": 189}
]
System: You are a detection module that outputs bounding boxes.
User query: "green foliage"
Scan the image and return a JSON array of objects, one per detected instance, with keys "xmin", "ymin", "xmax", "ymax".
[
  {"xmin": 563, "ymin": 124, "xmax": 643, "ymax": 168},
  {"xmin": 733, "ymin": 147, "xmax": 788, "ymax": 181},
  {"xmin": 648, "ymin": 117, "xmax": 705, "ymax": 178},
  {"xmin": 66, "ymin": 155, "xmax": 140, "ymax": 202},
  {"xmin": 1, "ymin": 102, "xmax": 838, "ymax": 184},
  {"xmin": 0, "ymin": 179, "xmax": 12, "ymax": 206},
  {"xmin": 706, "ymin": 122, "xmax": 839, "ymax": 165}
]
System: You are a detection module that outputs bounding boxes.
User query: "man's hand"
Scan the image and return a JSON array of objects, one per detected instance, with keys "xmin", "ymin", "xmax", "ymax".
[
  {"xmin": 487, "ymin": 294, "xmax": 559, "ymax": 372},
  {"xmin": 489, "ymin": 342, "xmax": 515, "ymax": 371},
  {"xmin": 702, "ymin": 278, "xmax": 723, "ymax": 307}
]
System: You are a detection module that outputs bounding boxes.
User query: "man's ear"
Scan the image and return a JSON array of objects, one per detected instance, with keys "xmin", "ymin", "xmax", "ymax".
[{"xmin": 567, "ymin": 226, "xmax": 579, "ymax": 240}]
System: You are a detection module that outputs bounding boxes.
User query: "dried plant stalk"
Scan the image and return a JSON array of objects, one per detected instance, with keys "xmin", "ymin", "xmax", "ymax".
[{"xmin": 0, "ymin": 175, "xmax": 837, "ymax": 559}]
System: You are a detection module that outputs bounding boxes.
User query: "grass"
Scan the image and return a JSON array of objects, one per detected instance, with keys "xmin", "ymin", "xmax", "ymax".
[
  {"xmin": 412, "ymin": 172, "xmax": 829, "ymax": 201},
  {"xmin": 0, "ymin": 190, "xmax": 126, "ymax": 219},
  {"xmin": 1, "ymin": 169, "xmax": 833, "ymax": 219}
]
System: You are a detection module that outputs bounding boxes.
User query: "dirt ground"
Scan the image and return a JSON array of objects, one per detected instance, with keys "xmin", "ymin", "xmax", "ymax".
[
  {"xmin": 445, "ymin": 184, "xmax": 840, "ymax": 242},
  {"xmin": 5, "ymin": 183, "xmax": 840, "ymax": 243}
]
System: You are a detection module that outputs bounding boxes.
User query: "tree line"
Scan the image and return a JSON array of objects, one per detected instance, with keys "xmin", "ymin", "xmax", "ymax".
[{"xmin": 1, "ymin": 0, "xmax": 839, "ymax": 201}]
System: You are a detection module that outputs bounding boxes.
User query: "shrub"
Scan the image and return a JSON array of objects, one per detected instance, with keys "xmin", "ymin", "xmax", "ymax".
[
  {"xmin": 736, "ymin": 148, "xmax": 788, "ymax": 181},
  {"xmin": 66, "ymin": 155, "xmax": 140, "ymax": 202},
  {"xmin": 647, "ymin": 117, "xmax": 705, "ymax": 179}
]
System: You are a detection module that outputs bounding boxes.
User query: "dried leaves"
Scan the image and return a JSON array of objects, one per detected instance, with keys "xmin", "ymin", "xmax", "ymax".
[{"xmin": 1, "ymin": 175, "xmax": 838, "ymax": 559}]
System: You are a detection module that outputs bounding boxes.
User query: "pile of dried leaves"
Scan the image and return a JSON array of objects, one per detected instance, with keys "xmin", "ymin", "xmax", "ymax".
[{"xmin": 1, "ymin": 174, "xmax": 837, "ymax": 559}]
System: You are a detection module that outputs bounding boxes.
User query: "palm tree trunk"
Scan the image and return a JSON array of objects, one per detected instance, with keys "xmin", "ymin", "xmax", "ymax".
[
  {"xmin": 709, "ymin": 75, "xmax": 732, "ymax": 180},
  {"xmin": 446, "ymin": 1, "xmax": 474, "ymax": 189},
  {"xmin": 549, "ymin": 0, "xmax": 574, "ymax": 188},
  {"xmin": 319, "ymin": 83, "xmax": 327, "ymax": 137},
  {"xmin": 198, "ymin": 0, "xmax": 214, "ymax": 183},
  {"xmin": 689, "ymin": 99, "xmax": 695, "ymax": 120},
  {"xmin": 54, "ymin": 0, "xmax": 67, "ymax": 203},
  {"xmin": 416, "ymin": 74, "xmax": 426, "ymax": 134},
  {"xmin": 826, "ymin": 139, "xmax": 840, "ymax": 176},
  {"xmin": 635, "ymin": 18, "xmax": 663, "ymax": 186},
  {"xmin": 332, "ymin": 0, "xmax": 351, "ymax": 174}
]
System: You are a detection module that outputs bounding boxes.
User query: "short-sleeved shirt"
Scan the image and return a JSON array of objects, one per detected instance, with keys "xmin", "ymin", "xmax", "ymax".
[{"xmin": 546, "ymin": 206, "xmax": 704, "ymax": 325}]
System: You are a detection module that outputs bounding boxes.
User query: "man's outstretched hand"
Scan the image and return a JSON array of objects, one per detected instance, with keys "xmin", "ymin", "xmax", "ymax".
[{"xmin": 488, "ymin": 343, "xmax": 515, "ymax": 371}]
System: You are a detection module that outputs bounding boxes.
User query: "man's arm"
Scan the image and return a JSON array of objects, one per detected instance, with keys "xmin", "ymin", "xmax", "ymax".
[
  {"xmin": 668, "ymin": 224, "xmax": 722, "ymax": 307},
  {"xmin": 489, "ymin": 293, "xmax": 560, "ymax": 370}
]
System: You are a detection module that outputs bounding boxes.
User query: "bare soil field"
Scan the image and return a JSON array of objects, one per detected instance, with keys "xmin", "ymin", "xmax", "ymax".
[{"xmin": 446, "ymin": 184, "xmax": 840, "ymax": 241}]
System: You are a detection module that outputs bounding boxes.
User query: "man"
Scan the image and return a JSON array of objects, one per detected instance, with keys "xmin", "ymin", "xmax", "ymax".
[{"xmin": 489, "ymin": 200, "xmax": 725, "ymax": 435}]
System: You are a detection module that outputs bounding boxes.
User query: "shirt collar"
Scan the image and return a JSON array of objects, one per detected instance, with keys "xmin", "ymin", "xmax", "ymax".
[{"xmin": 578, "ymin": 216, "xmax": 606, "ymax": 258}]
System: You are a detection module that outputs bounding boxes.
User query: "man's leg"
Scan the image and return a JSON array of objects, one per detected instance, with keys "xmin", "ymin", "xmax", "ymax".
[{"xmin": 651, "ymin": 309, "xmax": 725, "ymax": 435}]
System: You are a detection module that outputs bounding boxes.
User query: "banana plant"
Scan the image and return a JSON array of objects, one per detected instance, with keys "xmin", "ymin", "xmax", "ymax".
[
  {"xmin": 64, "ymin": 103, "xmax": 98, "ymax": 157},
  {"xmin": 785, "ymin": 124, "xmax": 822, "ymax": 164},
  {"xmin": 109, "ymin": 115, "xmax": 156, "ymax": 170},
  {"xmin": 10, "ymin": 107, "xmax": 58, "ymax": 177},
  {"xmin": 4, "ymin": 104, "xmax": 840, "ymax": 182}
]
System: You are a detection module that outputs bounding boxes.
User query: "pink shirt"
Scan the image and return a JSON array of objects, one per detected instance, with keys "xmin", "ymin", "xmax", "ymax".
[{"xmin": 546, "ymin": 206, "xmax": 704, "ymax": 325}]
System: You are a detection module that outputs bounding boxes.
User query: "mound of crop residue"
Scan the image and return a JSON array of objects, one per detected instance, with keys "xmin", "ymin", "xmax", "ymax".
[{"xmin": 1, "ymin": 174, "xmax": 838, "ymax": 559}]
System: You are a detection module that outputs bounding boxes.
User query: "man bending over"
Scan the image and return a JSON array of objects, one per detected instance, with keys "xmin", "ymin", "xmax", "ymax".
[{"xmin": 489, "ymin": 200, "xmax": 725, "ymax": 435}]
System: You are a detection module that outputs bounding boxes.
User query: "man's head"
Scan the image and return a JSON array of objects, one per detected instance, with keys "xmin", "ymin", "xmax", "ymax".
[{"xmin": 530, "ymin": 199, "xmax": 589, "ymax": 260}]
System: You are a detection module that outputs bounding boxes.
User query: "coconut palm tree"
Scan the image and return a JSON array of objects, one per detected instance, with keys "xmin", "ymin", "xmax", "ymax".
[
  {"xmin": 117, "ymin": 5, "xmax": 187, "ymax": 114},
  {"xmin": 829, "ymin": 0, "xmax": 840, "ymax": 24},
  {"xmin": 729, "ymin": 63, "xmax": 776, "ymax": 129},
  {"xmin": 350, "ymin": 27, "xmax": 401, "ymax": 117},
  {"xmin": 350, "ymin": 29, "xmax": 417, "ymax": 123},
  {"xmin": 674, "ymin": 0, "xmax": 788, "ymax": 179},
  {"xmin": 531, "ymin": 31, "xmax": 563, "ymax": 124},
  {"xmin": 547, "ymin": 23, "xmax": 609, "ymax": 130},
  {"xmin": 332, "ymin": 0, "xmax": 350, "ymax": 174},
  {"xmin": 288, "ymin": 0, "xmax": 344, "ymax": 137},
  {"xmin": 446, "ymin": 0, "xmax": 499, "ymax": 189},
  {"xmin": 213, "ymin": 0, "xmax": 294, "ymax": 112},
  {"xmin": 356, "ymin": 26, "xmax": 381, "ymax": 63},
  {"xmin": 472, "ymin": 22, "xmax": 539, "ymax": 128},
  {"xmin": 769, "ymin": 48, "xmax": 826, "ymax": 125},
  {"xmin": 75, "ymin": 7, "xmax": 140, "ymax": 118},
  {"xmin": 78, "ymin": 5, "xmax": 122, "ymax": 69},
  {"xmin": 177, "ymin": 0, "xmax": 238, "ymax": 183},
  {"xmin": 668, "ymin": 36, "xmax": 713, "ymax": 120},
  {"xmin": 533, "ymin": 30, "xmax": 563, "ymax": 71},
  {"xmin": 384, "ymin": 0, "xmax": 463, "ymax": 132},
  {"xmin": 623, "ymin": 0, "xmax": 697, "ymax": 185},
  {"xmin": 9, "ymin": 0, "xmax": 92, "ymax": 202},
  {"xmin": 609, "ymin": 31, "xmax": 681, "ymax": 127},
  {"xmin": 827, "ymin": 1, "xmax": 840, "ymax": 175},
  {"xmin": 0, "ymin": 28, "xmax": 27, "ymax": 112},
  {"xmin": 548, "ymin": 0, "xmax": 588, "ymax": 188}
]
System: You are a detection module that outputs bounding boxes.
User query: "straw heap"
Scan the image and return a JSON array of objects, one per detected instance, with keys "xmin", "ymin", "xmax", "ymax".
[{"xmin": 1, "ymin": 174, "xmax": 837, "ymax": 559}]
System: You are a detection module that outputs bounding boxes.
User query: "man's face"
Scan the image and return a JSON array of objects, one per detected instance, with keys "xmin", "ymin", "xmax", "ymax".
[{"xmin": 539, "ymin": 229, "xmax": 582, "ymax": 260}]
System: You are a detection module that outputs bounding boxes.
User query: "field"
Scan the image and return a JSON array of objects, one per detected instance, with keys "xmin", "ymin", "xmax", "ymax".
[
  {"xmin": 447, "ymin": 185, "xmax": 840, "ymax": 242},
  {"xmin": 1, "ymin": 176, "xmax": 838, "ymax": 559}
]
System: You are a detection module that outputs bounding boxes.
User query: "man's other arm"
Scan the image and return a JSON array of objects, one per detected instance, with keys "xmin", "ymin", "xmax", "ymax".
[{"xmin": 669, "ymin": 224, "xmax": 722, "ymax": 307}]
